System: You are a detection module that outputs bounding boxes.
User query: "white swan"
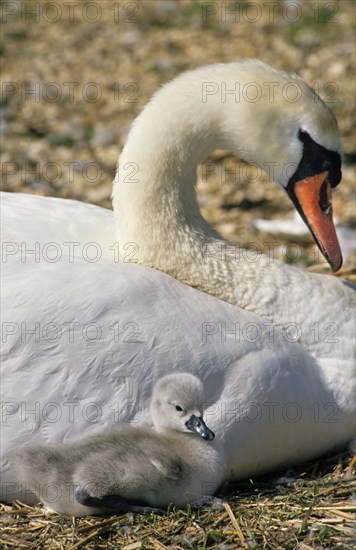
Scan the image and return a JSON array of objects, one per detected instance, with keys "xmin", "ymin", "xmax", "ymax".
[
  {"xmin": 13, "ymin": 373, "xmax": 222, "ymax": 516},
  {"xmin": 1, "ymin": 60, "xmax": 355, "ymax": 504}
]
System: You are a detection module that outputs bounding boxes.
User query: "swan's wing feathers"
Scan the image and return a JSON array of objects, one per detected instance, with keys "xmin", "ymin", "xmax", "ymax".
[{"xmin": 1, "ymin": 192, "xmax": 116, "ymax": 254}]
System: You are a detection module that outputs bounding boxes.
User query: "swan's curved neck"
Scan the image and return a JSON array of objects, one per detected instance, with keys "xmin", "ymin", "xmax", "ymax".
[
  {"xmin": 114, "ymin": 71, "xmax": 236, "ymax": 239},
  {"xmin": 112, "ymin": 65, "xmax": 346, "ymax": 325}
]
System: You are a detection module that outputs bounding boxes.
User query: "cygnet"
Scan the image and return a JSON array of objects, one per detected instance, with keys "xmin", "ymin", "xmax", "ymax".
[{"xmin": 13, "ymin": 373, "xmax": 224, "ymax": 516}]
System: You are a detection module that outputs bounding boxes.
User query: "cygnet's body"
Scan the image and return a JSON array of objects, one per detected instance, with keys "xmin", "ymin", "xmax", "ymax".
[{"xmin": 13, "ymin": 374, "xmax": 223, "ymax": 516}]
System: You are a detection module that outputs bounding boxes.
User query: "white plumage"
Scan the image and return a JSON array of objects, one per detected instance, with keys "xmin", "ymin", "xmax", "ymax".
[{"xmin": 1, "ymin": 60, "xmax": 355, "ymax": 504}]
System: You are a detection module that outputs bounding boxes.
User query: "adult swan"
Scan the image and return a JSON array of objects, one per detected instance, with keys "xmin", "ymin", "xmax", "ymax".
[{"xmin": 1, "ymin": 61, "xmax": 355, "ymax": 504}]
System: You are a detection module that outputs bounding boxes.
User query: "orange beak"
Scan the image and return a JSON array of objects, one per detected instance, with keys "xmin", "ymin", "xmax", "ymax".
[{"xmin": 288, "ymin": 171, "xmax": 342, "ymax": 272}]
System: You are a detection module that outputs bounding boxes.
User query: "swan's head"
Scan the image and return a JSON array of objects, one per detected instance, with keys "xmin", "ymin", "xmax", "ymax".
[
  {"xmin": 116, "ymin": 60, "xmax": 343, "ymax": 271},
  {"xmin": 283, "ymin": 127, "xmax": 342, "ymax": 272},
  {"xmin": 150, "ymin": 373, "xmax": 214, "ymax": 441},
  {"xmin": 215, "ymin": 60, "xmax": 343, "ymax": 271}
]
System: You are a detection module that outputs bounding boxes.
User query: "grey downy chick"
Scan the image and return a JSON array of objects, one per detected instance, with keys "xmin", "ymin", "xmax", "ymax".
[{"xmin": 13, "ymin": 373, "xmax": 224, "ymax": 516}]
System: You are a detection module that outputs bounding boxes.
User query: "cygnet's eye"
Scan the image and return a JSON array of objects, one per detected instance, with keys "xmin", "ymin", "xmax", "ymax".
[{"xmin": 175, "ymin": 405, "xmax": 183, "ymax": 412}]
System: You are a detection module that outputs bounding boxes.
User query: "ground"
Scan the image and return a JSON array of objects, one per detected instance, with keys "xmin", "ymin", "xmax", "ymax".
[
  {"xmin": 1, "ymin": 0, "xmax": 355, "ymax": 548},
  {"xmin": 1, "ymin": 451, "xmax": 355, "ymax": 549}
]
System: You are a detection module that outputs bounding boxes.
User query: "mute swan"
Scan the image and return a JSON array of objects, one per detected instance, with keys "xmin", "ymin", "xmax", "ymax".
[
  {"xmin": 1, "ymin": 60, "xmax": 355, "ymax": 504},
  {"xmin": 13, "ymin": 374, "xmax": 222, "ymax": 516}
]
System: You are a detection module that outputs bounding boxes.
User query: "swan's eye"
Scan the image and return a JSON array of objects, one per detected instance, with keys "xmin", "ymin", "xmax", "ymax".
[{"xmin": 175, "ymin": 405, "xmax": 183, "ymax": 412}]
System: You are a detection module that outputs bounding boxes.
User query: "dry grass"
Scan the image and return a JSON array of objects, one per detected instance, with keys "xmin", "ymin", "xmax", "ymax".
[{"xmin": 1, "ymin": 450, "xmax": 355, "ymax": 549}]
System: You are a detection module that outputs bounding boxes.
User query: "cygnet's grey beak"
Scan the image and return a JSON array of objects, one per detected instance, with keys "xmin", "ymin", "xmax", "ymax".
[{"xmin": 186, "ymin": 415, "xmax": 215, "ymax": 440}]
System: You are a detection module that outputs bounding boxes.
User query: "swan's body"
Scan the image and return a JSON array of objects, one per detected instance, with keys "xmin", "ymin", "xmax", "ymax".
[
  {"xmin": 1, "ymin": 60, "xmax": 355, "ymax": 504},
  {"xmin": 13, "ymin": 374, "xmax": 222, "ymax": 516}
]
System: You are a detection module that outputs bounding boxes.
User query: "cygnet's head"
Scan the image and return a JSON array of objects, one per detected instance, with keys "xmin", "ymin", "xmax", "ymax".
[{"xmin": 150, "ymin": 373, "xmax": 214, "ymax": 441}]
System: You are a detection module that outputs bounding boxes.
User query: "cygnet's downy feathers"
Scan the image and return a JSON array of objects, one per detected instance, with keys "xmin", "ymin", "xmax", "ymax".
[{"xmin": 13, "ymin": 374, "xmax": 224, "ymax": 516}]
